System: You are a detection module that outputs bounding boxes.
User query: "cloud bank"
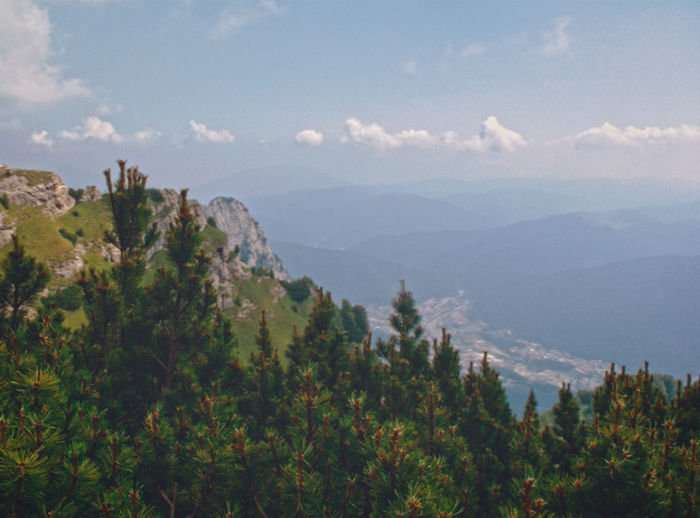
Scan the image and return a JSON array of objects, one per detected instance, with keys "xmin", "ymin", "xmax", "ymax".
[
  {"xmin": 575, "ymin": 122, "xmax": 700, "ymax": 146},
  {"xmin": 344, "ymin": 116, "xmax": 526, "ymax": 153},
  {"xmin": 36, "ymin": 118, "xmax": 163, "ymax": 146}
]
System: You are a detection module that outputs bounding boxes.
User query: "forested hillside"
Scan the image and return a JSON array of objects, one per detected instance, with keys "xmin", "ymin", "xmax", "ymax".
[{"xmin": 0, "ymin": 164, "xmax": 698, "ymax": 517}]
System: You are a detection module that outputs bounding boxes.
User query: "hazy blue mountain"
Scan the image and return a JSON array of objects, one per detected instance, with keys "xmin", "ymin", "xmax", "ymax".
[
  {"xmin": 468, "ymin": 255, "xmax": 700, "ymax": 377},
  {"xmin": 351, "ymin": 212, "xmax": 700, "ymax": 281},
  {"xmin": 271, "ymin": 241, "xmax": 449, "ymax": 304},
  {"xmin": 242, "ymin": 177, "xmax": 700, "ymax": 250},
  {"xmin": 247, "ymin": 188, "xmax": 479, "ymax": 248},
  {"xmin": 364, "ymin": 176, "xmax": 700, "ymax": 205},
  {"xmin": 272, "ymin": 204, "xmax": 700, "ymax": 379},
  {"xmin": 190, "ymin": 165, "xmax": 347, "ymax": 200}
]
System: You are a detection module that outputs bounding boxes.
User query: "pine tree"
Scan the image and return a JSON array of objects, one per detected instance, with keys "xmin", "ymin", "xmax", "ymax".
[
  {"xmin": 73, "ymin": 162, "xmax": 158, "ymax": 424},
  {"xmin": 375, "ymin": 281, "xmax": 431, "ymax": 420},
  {"xmin": 431, "ymin": 328, "xmax": 461, "ymax": 416},
  {"xmin": 457, "ymin": 352, "xmax": 514, "ymax": 513},
  {"xmin": 339, "ymin": 299, "xmax": 369, "ymax": 344},
  {"xmin": 145, "ymin": 189, "xmax": 217, "ymax": 402},
  {"xmin": 286, "ymin": 288, "xmax": 348, "ymax": 391},
  {"xmin": 0, "ymin": 235, "xmax": 49, "ymax": 338},
  {"xmin": 103, "ymin": 160, "xmax": 158, "ymax": 304},
  {"xmin": 240, "ymin": 311, "xmax": 288, "ymax": 438},
  {"xmin": 387, "ymin": 280, "xmax": 430, "ymax": 378},
  {"xmin": 550, "ymin": 382, "xmax": 581, "ymax": 474}
]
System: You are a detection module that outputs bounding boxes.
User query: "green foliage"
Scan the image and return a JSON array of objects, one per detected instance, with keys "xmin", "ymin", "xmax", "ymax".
[
  {"xmin": 42, "ymin": 284, "xmax": 82, "ymax": 311},
  {"xmin": 68, "ymin": 187, "xmax": 84, "ymax": 202},
  {"xmin": 339, "ymin": 299, "xmax": 369, "ymax": 343},
  {"xmin": 0, "ymin": 193, "xmax": 9, "ymax": 209},
  {"xmin": 146, "ymin": 188, "xmax": 164, "ymax": 203},
  {"xmin": 286, "ymin": 288, "xmax": 348, "ymax": 390},
  {"xmin": 0, "ymin": 235, "xmax": 50, "ymax": 331},
  {"xmin": 206, "ymin": 215, "xmax": 218, "ymax": 228},
  {"xmin": 1, "ymin": 166, "xmax": 698, "ymax": 517},
  {"xmin": 282, "ymin": 276, "xmax": 315, "ymax": 302}
]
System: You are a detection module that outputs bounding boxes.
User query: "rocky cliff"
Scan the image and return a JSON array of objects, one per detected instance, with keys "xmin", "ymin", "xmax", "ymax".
[{"xmin": 201, "ymin": 196, "xmax": 287, "ymax": 280}]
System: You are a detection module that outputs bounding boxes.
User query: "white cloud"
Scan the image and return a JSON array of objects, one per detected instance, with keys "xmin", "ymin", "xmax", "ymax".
[
  {"xmin": 574, "ymin": 122, "xmax": 700, "ymax": 146},
  {"xmin": 189, "ymin": 120, "xmax": 235, "ymax": 143},
  {"xmin": 0, "ymin": 0, "xmax": 90, "ymax": 103},
  {"xmin": 345, "ymin": 119, "xmax": 402, "ymax": 150},
  {"xmin": 34, "ymin": 122, "xmax": 163, "ymax": 147},
  {"xmin": 344, "ymin": 116, "xmax": 525, "ymax": 153},
  {"xmin": 59, "ymin": 116, "xmax": 123, "ymax": 142},
  {"xmin": 212, "ymin": 0, "xmax": 284, "ymax": 38},
  {"xmin": 445, "ymin": 116, "xmax": 527, "ymax": 152},
  {"xmin": 402, "ymin": 60, "xmax": 419, "ymax": 76},
  {"xmin": 30, "ymin": 130, "xmax": 53, "ymax": 148},
  {"xmin": 295, "ymin": 129, "xmax": 323, "ymax": 147},
  {"xmin": 541, "ymin": 17, "xmax": 571, "ymax": 56}
]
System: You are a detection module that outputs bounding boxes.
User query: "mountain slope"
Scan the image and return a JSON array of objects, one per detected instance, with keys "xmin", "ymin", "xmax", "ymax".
[
  {"xmin": 0, "ymin": 166, "xmax": 306, "ymax": 352},
  {"xmin": 469, "ymin": 255, "xmax": 700, "ymax": 376},
  {"xmin": 273, "ymin": 209, "xmax": 700, "ymax": 381}
]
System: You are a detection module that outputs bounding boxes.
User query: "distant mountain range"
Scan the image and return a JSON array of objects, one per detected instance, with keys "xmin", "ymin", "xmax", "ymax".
[
  {"xmin": 261, "ymin": 180, "xmax": 700, "ymax": 392},
  {"xmin": 244, "ymin": 176, "xmax": 700, "ymax": 248}
]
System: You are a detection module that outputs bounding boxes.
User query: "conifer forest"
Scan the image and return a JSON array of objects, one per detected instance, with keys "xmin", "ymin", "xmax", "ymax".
[{"xmin": 1, "ymin": 164, "xmax": 699, "ymax": 517}]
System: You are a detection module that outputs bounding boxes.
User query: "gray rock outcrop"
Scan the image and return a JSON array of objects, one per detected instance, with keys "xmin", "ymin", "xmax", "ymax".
[
  {"xmin": 202, "ymin": 197, "xmax": 287, "ymax": 280},
  {"xmin": 52, "ymin": 244, "xmax": 85, "ymax": 279},
  {"xmin": 80, "ymin": 185, "xmax": 102, "ymax": 202},
  {"xmin": 0, "ymin": 166, "xmax": 75, "ymax": 217}
]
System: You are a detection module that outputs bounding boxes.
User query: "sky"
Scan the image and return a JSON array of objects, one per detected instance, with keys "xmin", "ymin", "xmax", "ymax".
[{"xmin": 1, "ymin": 0, "xmax": 700, "ymax": 192}]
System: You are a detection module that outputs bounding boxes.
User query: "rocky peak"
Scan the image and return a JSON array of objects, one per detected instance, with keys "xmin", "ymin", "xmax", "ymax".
[
  {"xmin": 202, "ymin": 196, "xmax": 287, "ymax": 280},
  {"xmin": 0, "ymin": 166, "xmax": 75, "ymax": 217}
]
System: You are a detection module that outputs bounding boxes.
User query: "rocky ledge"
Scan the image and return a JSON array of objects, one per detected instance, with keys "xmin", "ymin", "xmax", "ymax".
[{"xmin": 0, "ymin": 166, "xmax": 75, "ymax": 217}]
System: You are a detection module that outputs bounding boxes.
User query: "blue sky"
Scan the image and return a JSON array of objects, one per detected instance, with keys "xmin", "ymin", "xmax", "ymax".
[{"xmin": 1, "ymin": 0, "xmax": 699, "ymax": 191}]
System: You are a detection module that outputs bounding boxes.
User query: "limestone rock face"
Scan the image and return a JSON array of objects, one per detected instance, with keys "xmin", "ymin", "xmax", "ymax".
[
  {"xmin": 52, "ymin": 248, "xmax": 85, "ymax": 279},
  {"xmin": 81, "ymin": 185, "xmax": 102, "ymax": 202},
  {"xmin": 0, "ymin": 166, "xmax": 75, "ymax": 217},
  {"xmin": 202, "ymin": 197, "xmax": 287, "ymax": 280},
  {"xmin": 146, "ymin": 190, "xmax": 273, "ymax": 308}
]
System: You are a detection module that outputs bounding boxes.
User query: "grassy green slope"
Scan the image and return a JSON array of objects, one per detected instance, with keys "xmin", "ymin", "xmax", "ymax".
[{"xmin": 226, "ymin": 275, "xmax": 314, "ymax": 363}]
